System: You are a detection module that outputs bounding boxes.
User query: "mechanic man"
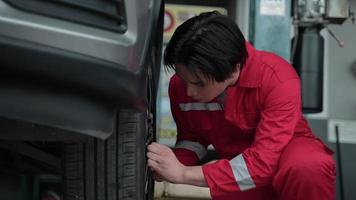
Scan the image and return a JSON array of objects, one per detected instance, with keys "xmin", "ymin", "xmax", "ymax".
[{"xmin": 147, "ymin": 11, "xmax": 335, "ymax": 200}]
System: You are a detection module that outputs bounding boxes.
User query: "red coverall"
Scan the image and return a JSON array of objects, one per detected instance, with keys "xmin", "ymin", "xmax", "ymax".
[{"xmin": 169, "ymin": 43, "xmax": 336, "ymax": 200}]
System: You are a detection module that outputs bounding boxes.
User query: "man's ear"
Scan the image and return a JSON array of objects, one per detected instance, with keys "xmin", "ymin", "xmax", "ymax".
[
  {"xmin": 232, "ymin": 64, "xmax": 241, "ymax": 78},
  {"xmin": 235, "ymin": 64, "xmax": 241, "ymax": 71},
  {"xmin": 227, "ymin": 64, "xmax": 240, "ymax": 85}
]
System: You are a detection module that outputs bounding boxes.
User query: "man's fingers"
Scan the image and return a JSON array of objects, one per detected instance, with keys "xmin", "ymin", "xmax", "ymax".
[
  {"xmin": 147, "ymin": 142, "xmax": 162, "ymax": 153},
  {"xmin": 147, "ymin": 159, "xmax": 159, "ymax": 170},
  {"xmin": 147, "ymin": 152, "xmax": 161, "ymax": 162},
  {"xmin": 147, "ymin": 142, "xmax": 170, "ymax": 154},
  {"xmin": 153, "ymin": 172, "xmax": 165, "ymax": 182},
  {"xmin": 150, "ymin": 167, "xmax": 167, "ymax": 182},
  {"xmin": 147, "ymin": 143, "xmax": 158, "ymax": 152}
]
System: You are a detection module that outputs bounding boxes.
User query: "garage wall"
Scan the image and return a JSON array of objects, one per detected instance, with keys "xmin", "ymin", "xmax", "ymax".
[{"xmin": 307, "ymin": 1, "xmax": 356, "ymax": 200}]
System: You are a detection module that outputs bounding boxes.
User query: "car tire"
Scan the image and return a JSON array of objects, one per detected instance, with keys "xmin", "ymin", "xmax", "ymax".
[{"xmin": 62, "ymin": 109, "xmax": 149, "ymax": 200}]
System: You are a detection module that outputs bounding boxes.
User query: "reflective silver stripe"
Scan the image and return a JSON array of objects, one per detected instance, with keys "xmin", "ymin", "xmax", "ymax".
[
  {"xmin": 175, "ymin": 140, "xmax": 207, "ymax": 159},
  {"xmin": 229, "ymin": 154, "xmax": 256, "ymax": 191},
  {"xmin": 179, "ymin": 103, "xmax": 223, "ymax": 111}
]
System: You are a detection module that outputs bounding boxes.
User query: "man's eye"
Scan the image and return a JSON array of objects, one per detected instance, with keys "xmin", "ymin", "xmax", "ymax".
[{"xmin": 197, "ymin": 82, "xmax": 204, "ymax": 87}]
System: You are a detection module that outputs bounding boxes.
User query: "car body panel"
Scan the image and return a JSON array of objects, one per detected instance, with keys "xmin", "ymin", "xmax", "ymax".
[{"xmin": 0, "ymin": 0, "xmax": 163, "ymax": 139}]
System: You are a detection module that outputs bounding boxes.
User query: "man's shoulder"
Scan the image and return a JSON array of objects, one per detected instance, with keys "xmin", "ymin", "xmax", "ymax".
[
  {"xmin": 169, "ymin": 74, "xmax": 187, "ymax": 101},
  {"xmin": 256, "ymin": 50, "xmax": 299, "ymax": 83},
  {"xmin": 169, "ymin": 74, "xmax": 184, "ymax": 90}
]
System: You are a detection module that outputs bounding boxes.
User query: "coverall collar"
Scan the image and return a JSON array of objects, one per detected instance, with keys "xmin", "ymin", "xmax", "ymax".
[{"xmin": 236, "ymin": 42, "xmax": 262, "ymax": 88}]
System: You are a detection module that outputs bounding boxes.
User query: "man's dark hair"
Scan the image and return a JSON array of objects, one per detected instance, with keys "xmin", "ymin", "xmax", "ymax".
[{"xmin": 164, "ymin": 11, "xmax": 248, "ymax": 82}]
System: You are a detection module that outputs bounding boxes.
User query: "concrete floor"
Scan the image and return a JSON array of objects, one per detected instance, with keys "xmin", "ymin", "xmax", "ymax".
[
  {"xmin": 154, "ymin": 182, "xmax": 210, "ymax": 200},
  {"xmin": 0, "ymin": 174, "xmax": 211, "ymax": 200}
]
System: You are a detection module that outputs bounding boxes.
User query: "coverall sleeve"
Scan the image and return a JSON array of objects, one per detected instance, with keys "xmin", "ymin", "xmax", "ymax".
[
  {"xmin": 168, "ymin": 76, "xmax": 208, "ymax": 166},
  {"xmin": 202, "ymin": 79, "xmax": 301, "ymax": 198}
]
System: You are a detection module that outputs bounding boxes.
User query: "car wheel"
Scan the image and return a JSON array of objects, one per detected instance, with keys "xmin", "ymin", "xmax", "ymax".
[{"xmin": 62, "ymin": 109, "xmax": 150, "ymax": 200}]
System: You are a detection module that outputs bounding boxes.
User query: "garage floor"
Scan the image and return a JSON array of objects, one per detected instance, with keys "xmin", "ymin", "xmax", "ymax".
[
  {"xmin": 154, "ymin": 182, "xmax": 210, "ymax": 200},
  {"xmin": 0, "ymin": 174, "xmax": 210, "ymax": 200}
]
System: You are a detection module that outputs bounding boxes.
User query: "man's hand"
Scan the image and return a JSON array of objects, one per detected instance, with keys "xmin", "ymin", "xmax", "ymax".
[
  {"xmin": 147, "ymin": 142, "xmax": 185, "ymax": 183},
  {"xmin": 147, "ymin": 142, "xmax": 208, "ymax": 187}
]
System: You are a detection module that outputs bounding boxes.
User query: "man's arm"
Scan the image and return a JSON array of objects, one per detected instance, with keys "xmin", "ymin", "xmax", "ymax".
[{"xmin": 147, "ymin": 142, "xmax": 207, "ymax": 187}]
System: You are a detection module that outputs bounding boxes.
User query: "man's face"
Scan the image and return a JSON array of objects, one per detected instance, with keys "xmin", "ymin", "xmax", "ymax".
[{"xmin": 175, "ymin": 63, "xmax": 239, "ymax": 103}]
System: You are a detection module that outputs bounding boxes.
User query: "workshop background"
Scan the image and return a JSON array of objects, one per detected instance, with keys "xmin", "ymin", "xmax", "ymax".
[{"xmin": 0, "ymin": 0, "xmax": 355, "ymax": 200}]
